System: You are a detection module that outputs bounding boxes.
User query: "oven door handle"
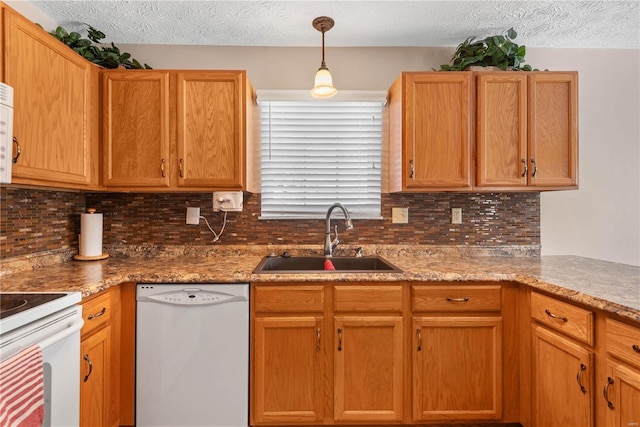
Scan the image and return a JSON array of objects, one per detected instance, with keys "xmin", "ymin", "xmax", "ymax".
[{"xmin": 39, "ymin": 315, "xmax": 84, "ymax": 350}]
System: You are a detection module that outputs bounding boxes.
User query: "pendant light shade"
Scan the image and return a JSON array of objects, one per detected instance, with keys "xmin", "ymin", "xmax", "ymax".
[{"xmin": 311, "ymin": 16, "xmax": 337, "ymax": 98}]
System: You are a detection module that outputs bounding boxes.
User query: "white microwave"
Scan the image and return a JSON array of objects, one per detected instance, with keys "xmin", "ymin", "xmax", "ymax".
[{"xmin": 0, "ymin": 82, "xmax": 14, "ymax": 184}]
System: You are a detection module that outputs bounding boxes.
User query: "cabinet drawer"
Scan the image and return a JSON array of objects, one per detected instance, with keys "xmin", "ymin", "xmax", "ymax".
[
  {"xmin": 607, "ymin": 318, "xmax": 640, "ymax": 368},
  {"xmin": 412, "ymin": 285, "xmax": 501, "ymax": 312},
  {"xmin": 254, "ymin": 285, "xmax": 324, "ymax": 313},
  {"xmin": 334, "ymin": 285, "xmax": 403, "ymax": 312},
  {"xmin": 530, "ymin": 292, "xmax": 594, "ymax": 345},
  {"xmin": 81, "ymin": 291, "xmax": 112, "ymax": 336}
]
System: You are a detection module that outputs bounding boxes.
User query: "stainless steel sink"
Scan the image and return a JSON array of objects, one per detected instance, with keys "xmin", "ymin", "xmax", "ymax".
[{"xmin": 253, "ymin": 255, "xmax": 402, "ymax": 274}]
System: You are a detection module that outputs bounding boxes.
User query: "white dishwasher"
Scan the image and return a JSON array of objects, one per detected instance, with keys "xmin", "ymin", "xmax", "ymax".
[{"xmin": 136, "ymin": 283, "xmax": 249, "ymax": 427}]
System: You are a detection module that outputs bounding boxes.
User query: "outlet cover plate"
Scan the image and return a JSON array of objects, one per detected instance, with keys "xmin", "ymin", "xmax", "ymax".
[
  {"xmin": 392, "ymin": 207, "xmax": 409, "ymax": 224},
  {"xmin": 451, "ymin": 208, "xmax": 462, "ymax": 224},
  {"xmin": 186, "ymin": 207, "xmax": 200, "ymax": 225},
  {"xmin": 213, "ymin": 191, "xmax": 243, "ymax": 212}
]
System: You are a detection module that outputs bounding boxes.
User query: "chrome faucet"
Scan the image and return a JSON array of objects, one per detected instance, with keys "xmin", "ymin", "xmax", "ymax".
[{"xmin": 324, "ymin": 203, "xmax": 353, "ymax": 257}]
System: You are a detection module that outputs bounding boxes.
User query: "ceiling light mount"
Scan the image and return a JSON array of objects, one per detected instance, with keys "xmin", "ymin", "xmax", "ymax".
[{"xmin": 311, "ymin": 16, "xmax": 337, "ymax": 98}]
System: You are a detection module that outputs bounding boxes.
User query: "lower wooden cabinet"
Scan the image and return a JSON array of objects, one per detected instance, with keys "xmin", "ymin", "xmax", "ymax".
[
  {"xmin": 80, "ymin": 288, "xmax": 120, "ymax": 427},
  {"xmin": 412, "ymin": 316, "xmax": 502, "ymax": 421},
  {"xmin": 411, "ymin": 284, "xmax": 504, "ymax": 422},
  {"xmin": 531, "ymin": 324, "xmax": 594, "ymax": 427},
  {"xmin": 253, "ymin": 316, "xmax": 325, "ymax": 424},
  {"xmin": 603, "ymin": 318, "xmax": 640, "ymax": 427},
  {"xmin": 251, "ymin": 282, "xmax": 512, "ymax": 426},
  {"xmin": 80, "ymin": 325, "xmax": 111, "ymax": 427},
  {"xmin": 604, "ymin": 359, "xmax": 640, "ymax": 427},
  {"xmin": 334, "ymin": 315, "xmax": 403, "ymax": 422}
]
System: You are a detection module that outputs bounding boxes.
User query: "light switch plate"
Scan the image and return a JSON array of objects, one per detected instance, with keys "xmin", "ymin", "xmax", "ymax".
[
  {"xmin": 451, "ymin": 208, "xmax": 462, "ymax": 224},
  {"xmin": 392, "ymin": 207, "xmax": 409, "ymax": 224}
]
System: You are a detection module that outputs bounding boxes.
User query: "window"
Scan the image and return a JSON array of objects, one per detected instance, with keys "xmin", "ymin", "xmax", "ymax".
[{"xmin": 259, "ymin": 92, "xmax": 385, "ymax": 219}]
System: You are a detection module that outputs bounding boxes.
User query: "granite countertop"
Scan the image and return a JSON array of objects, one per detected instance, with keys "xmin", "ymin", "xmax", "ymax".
[{"xmin": 1, "ymin": 246, "xmax": 639, "ymax": 323}]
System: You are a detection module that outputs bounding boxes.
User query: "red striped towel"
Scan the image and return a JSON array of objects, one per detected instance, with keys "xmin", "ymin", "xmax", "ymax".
[{"xmin": 0, "ymin": 345, "xmax": 45, "ymax": 427}]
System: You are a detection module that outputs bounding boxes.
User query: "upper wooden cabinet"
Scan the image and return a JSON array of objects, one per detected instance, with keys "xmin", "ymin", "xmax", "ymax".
[
  {"xmin": 387, "ymin": 72, "xmax": 473, "ymax": 192},
  {"xmin": 103, "ymin": 71, "xmax": 171, "ymax": 187},
  {"xmin": 103, "ymin": 69, "xmax": 258, "ymax": 192},
  {"xmin": 476, "ymin": 71, "xmax": 578, "ymax": 189},
  {"xmin": 386, "ymin": 70, "xmax": 578, "ymax": 192},
  {"xmin": 2, "ymin": 6, "xmax": 100, "ymax": 189}
]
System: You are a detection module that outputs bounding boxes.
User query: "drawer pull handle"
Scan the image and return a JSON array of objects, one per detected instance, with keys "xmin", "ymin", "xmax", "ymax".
[
  {"xmin": 416, "ymin": 328, "xmax": 422, "ymax": 352},
  {"xmin": 161, "ymin": 158, "xmax": 166, "ymax": 177},
  {"xmin": 409, "ymin": 159, "xmax": 415, "ymax": 179},
  {"xmin": 447, "ymin": 296, "xmax": 469, "ymax": 303},
  {"xmin": 179, "ymin": 158, "xmax": 184, "ymax": 178},
  {"xmin": 576, "ymin": 363, "xmax": 587, "ymax": 394},
  {"xmin": 632, "ymin": 344, "xmax": 640, "ymax": 354},
  {"xmin": 88, "ymin": 307, "xmax": 106, "ymax": 320},
  {"xmin": 603, "ymin": 376, "xmax": 615, "ymax": 410},
  {"xmin": 545, "ymin": 309, "xmax": 568, "ymax": 322},
  {"xmin": 83, "ymin": 354, "xmax": 93, "ymax": 382},
  {"xmin": 521, "ymin": 158, "xmax": 528, "ymax": 177},
  {"xmin": 12, "ymin": 137, "xmax": 21, "ymax": 163},
  {"xmin": 316, "ymin": 327, "xmax": 321, "ymax": 352},
  {"xmin": 337, "ymin": 328, "xmax": 342, "ymax": 352},
  {"xmin": 531, "ymin": 158, "xmax": 538, "ymax": 177}
]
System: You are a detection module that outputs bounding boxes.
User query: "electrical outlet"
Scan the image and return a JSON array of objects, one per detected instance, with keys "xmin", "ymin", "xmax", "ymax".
[
  {"xmin": 392, "ymin": 207, "xmax": 409, "ymax": 224},
  {"xmin": 451, "ymin": 208, "xmax": 462, "ymax": 224},
  {"xmin": 186, "ymin": 207, "xmax": 200, "ymax": 225},
  {"xmin": 213, "ymin": 191, "xmax": 243, "ymax": 212}
]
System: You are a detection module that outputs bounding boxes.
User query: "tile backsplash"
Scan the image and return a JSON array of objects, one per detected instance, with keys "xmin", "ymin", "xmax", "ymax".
[
  {"xmin": 1, "ymin": 188, "xmax": 540, "ymax": 259},
  {"xmin": 0, "ymin": 187, "xmax": 85, "ymax": 258}
]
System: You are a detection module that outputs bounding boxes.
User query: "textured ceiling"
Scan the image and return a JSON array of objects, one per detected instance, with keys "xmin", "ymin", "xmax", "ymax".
[{"xmin": 28, "ymin": 0, "xmax": 640, "ymax": 49}]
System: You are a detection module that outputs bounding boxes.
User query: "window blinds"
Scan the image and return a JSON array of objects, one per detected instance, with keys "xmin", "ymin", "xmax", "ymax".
[{"xmin": 259, "ymin": 100, "xmax": 384, "ymax": 219}]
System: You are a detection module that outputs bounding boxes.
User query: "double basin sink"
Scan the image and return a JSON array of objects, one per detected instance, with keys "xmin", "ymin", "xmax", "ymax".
[{"xmin": 253, "ymin": 255, "xmax": 401, "ymax": 274}]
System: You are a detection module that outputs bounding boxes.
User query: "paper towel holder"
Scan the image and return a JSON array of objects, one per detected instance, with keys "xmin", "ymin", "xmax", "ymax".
[{"xmin": 73, "ymin": 208, "xmax": 110, "ymax": 261}]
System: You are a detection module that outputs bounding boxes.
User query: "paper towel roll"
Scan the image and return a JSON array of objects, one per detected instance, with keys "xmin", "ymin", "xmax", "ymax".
[{"xmin": 79, "ymin": 210, "xmax": 103, "ymax": 257}]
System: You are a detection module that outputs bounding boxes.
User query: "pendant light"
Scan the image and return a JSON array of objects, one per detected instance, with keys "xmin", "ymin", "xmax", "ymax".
[{"xmin": 311, "ymin": 16, "xmax": 337, "ymax": 98}]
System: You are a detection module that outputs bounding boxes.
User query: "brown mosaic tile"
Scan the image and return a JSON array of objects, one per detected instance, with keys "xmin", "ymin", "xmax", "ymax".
[{"xmin": 1, "ymin": 188, "xmax": 540, "ymax": 259}]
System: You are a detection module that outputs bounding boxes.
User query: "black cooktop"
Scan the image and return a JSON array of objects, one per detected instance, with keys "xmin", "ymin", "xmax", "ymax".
[{"xmin": 0, "ymin": 293, "xmax": 66, "ymax": 319}]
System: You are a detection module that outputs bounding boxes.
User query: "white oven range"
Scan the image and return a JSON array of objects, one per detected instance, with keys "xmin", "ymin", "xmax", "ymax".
[{"xmin": 0, "ymin": 292, "xmax": 83, "ymax": 426}]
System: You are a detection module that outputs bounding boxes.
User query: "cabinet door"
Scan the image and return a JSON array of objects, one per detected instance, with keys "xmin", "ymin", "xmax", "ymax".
[
  {"xmin": 4, "ymin": 9, "xmax": 95, "ymax": 186},
  {"xmin": 476, "ymin": 73, "xmax": 528, "ymax": 187},
  {"xmin": 528, "ymin": 72, "xmax": 578, "ymax": 188},
  {"xmin": 80, "ymin": 326, "xmax": 111, "ymax": 427},
  {"xmin": 403, "ymin": 73, "xmax": 472, "ymax": 189},
  {"xmin": 604, "ymin": 359, "xmax": 640, "ymax": 427},
  {"xmin": 334, "ymin": 316, "xmax": 403, "ymax": 422},
  {"xmin": 253, "ymin": 317, "xmax": 324, "ymax": 424},
  {"xmin": 176, "ymin": 71, "xmax": 244, "ymax": 188},
  {"xmin": 103, "ymin": 71, "xmax": 170, "ymax": 187},
  {"xmin": 413, "ymin": 316, "xmax": 502, "ymax": 421},
  {"xmin": 532, "ymin": 324, "xmax": 593, "ymax": 427}
]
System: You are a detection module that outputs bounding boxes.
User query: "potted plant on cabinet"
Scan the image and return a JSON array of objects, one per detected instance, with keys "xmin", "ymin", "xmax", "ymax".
[
  {"xmin": 46, "ymin": 24, "xmax": 152, "ymax": 69},
  {"xmin": 440, "ymin": 27, "xmax": 535, "ymax": 71}
]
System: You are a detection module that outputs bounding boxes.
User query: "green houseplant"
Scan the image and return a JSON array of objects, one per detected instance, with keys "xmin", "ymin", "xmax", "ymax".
[
  {"xmin": 47, "ymin": 24, "xmax": 151, "ymax": 69},
  {"xmin": 440, "ymin": 27, "xmax": 534, "ymax": 71}
]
